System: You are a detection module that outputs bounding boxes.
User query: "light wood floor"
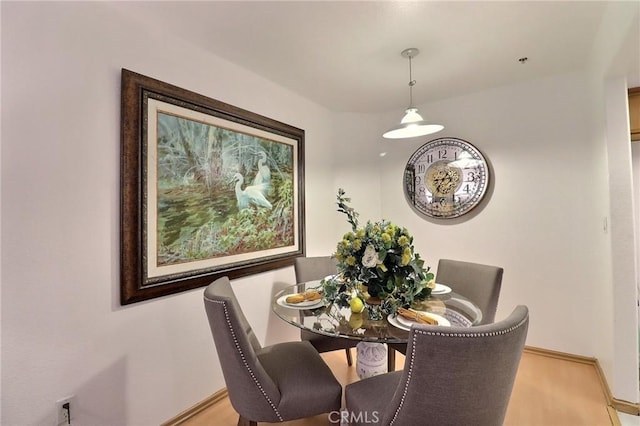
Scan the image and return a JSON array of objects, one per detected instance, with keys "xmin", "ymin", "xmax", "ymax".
[{"xmin": 176, "ymin": 348, "xmax": 618, "ymax": 426}]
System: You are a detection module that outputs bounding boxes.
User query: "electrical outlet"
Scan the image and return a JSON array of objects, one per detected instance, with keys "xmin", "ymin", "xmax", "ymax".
[{"xmin": 55, "ymin": 396, "xmax": 74, "ymax": 425}]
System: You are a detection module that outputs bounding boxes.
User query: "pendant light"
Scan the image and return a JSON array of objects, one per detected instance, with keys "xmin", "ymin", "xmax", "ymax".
[{"xmin": 383, "ymin": 48, "xmax": 444, "ymax": 139}]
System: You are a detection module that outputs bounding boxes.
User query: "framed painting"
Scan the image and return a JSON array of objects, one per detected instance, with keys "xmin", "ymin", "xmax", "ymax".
[{"xmin": 120, "ymin": 69, "xmax": 305, "ymax": 304}]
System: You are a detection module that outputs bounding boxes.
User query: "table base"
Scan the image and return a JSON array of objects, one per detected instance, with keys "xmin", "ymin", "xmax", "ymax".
[{"xmin": 356, "ymin": 342, "xmax": 388, "ymax": 379}]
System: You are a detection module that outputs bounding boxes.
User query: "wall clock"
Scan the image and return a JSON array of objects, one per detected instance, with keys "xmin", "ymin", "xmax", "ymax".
[{"xmin": 404, "ymin": 137, "xmax": 489, "ymax": 219}]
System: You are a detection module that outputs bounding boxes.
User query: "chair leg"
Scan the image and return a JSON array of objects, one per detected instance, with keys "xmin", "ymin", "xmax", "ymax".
[
  {"xmin": 387, "ymin": 346, "xmax": 396, "ymax": 372},
  {"xmin": 345, "ymin": 348, "xmax": 353, "ymax": 366},
  {"xmin": 238, "ymin": 415, "xmax": 257, "ymax": 426}
]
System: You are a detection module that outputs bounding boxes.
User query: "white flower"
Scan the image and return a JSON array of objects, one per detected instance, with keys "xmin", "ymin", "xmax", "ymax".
[{"xmin": 361, "ymin": 245, "xmax": 379, "ymax": 268}]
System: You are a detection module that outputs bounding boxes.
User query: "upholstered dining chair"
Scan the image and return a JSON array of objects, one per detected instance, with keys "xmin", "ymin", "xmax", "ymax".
[
  {"xmin": 203, "ymin": 276, "xmax": 342, "ymax": 426},
  {"xmin": 436, "ymin": 258, "xmax": 504, "ymax": 325},
  {"xmin": 294, "ymin": 256, "xmax": 359, "ymax": 366},
  {"xmin": 389, "ymin": 258, "xmax": 504, "ymax": 358},
  {"xmin": 345, "ymin": 305, "xmax": 529, "ymax": 426}
]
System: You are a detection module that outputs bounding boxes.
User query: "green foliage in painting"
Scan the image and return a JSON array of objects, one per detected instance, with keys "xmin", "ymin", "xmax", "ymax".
[{"xmin": 155, "ymin": 112, "xmax": 295, "ymax": 265}]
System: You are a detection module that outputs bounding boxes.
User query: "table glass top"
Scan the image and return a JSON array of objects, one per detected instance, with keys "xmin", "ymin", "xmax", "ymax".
[{"xmin": 272, "ymin": 280, "xmax": 483, "ymax": 344}]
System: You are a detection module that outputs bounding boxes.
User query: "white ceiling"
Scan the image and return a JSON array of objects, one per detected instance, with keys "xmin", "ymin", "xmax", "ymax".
[{"xmin": 115, "ymin": 1, "xmax": 638, "ymax": 114}]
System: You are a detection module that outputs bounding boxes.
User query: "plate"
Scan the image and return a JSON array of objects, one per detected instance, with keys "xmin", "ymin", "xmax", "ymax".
[
  {"xmin": 446, "ymin": 298, "xmax": 482, "ymax": 321},
  {"xmin": 389, "ymin": 311, "xmax": 451, "ymax": 330},
  {"xmin": 431, "ymin": 283, "xmax": 452, "ymax": 295},
  {"xmin": 444, "ymin": 310, "xmax": 473, "ymax": 327},
  {"xmin": 387, "ymin": 315, "xmax": 411, "ymax": 331},
  {"xmin": 276, "ymin": 294, "xmax": 324, "ymax": 309},
  {"xmin": 397, "ymin": 311, "xmax": 450, "ymax": 327}
]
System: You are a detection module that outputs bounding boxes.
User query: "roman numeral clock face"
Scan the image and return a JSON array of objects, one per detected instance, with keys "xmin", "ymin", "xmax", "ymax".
[{"xmin": 404, "ymin": 137, "xmax": 489, "ymax": 219}]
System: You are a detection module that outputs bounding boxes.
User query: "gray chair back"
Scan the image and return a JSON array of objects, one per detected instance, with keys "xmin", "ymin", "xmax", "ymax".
[
  {"xmin": 203, "ymin": 277, "xmax": 281, "ymax": 421},
  {"xmin": 294, "ymin": 256, "xmax": 358, "ymax": 362},
  {"xmin": 294, "ymin": 256, "xmax": 338, "ymax": 283},
  {"xmin": 436, "ymin": 258, "xmax": 503, "ymax": 324},
  {"xmin": 383, "ymin": 305, "xmax": 529, "ymax": 426}
]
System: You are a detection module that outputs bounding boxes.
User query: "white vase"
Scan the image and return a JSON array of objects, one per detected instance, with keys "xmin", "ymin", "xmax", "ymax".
[{"xmin": 356, "ymin": 342, "xmax": 388, "ymax": 379}]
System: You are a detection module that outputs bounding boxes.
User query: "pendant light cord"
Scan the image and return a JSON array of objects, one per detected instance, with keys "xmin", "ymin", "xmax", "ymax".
[{"xmin": 408, "ymin": 54, "xmax": 416, "ymax": 109}]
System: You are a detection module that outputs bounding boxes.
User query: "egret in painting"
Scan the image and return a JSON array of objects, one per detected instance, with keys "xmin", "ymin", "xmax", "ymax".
[
  {"xmin": 252, "ymin": 151, "xmax": 271, "ymax": 191},
  {"xmin": 233, "ymin": 173, "xmax": 272, "ymax": 210}
]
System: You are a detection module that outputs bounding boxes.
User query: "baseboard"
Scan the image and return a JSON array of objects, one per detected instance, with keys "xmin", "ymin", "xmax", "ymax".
[
  {"xmin": 524, "ymin": 345, "xmax": 598, "ymax": 365},
  {"xmin": 613, "ymin": 398, "xmax": 640, "ymax": 416},
  {"xmin": 607, "ymin": 405, "xmax": 622, "ymax": 426},
  {"xmin": 161, "ymin": 388, "xmax": 229, "ymax": 426},
  {"xmin": 524, "ymin": 346, "xmax": 640, "ymax": 417}
]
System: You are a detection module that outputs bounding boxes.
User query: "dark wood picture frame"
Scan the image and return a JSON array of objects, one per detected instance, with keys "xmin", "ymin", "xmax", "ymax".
[{"xmin": 120, "ymin": 69, "xmax": 305, "ymax": 305}]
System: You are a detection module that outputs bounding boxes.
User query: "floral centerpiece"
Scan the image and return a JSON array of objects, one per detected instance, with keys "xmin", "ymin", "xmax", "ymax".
[{"xmin": 322, "ymin": 189, "xmax": 435, "ymax": 319}]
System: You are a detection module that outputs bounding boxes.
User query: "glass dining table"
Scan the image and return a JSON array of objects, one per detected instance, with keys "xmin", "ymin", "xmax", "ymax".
[{"xmin": 272, "ymin": 280, "xmax": 483, "ymax": 374}]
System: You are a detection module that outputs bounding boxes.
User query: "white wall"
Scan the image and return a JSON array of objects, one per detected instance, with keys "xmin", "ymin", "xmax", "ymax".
[
  {"xmin": 634, "ymin": 143, "xmax": 640, "ymax": 325},
  {"xmin": 347, "ymin": 71, "xmax": 612, "ymax": 358},
  {"xmin": 333, "ymin": 66, "xmax": 638, "ymax": 402},
  {"xmin": 1, "ymin": 2, "xmax": 339, "ymax": 425},
  {"xmin": 593, "ymin": 0, "xmax": 640, "ymax": 403},
  {"xmin": 0, "ymin": 2, "xmax": 4, "ymax": 421},
  {"xmin": 605, "ymin": 76, "xmax": 639, "ymax": 402},
  {"xmin": 2, "ymin": 2, "xmax": 639, "ymax": 426}
]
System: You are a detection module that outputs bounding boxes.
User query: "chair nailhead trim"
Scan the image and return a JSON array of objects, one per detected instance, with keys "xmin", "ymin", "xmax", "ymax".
[
  {"xmin": 412, "ymin": 315, "xmax": 528, "ymax": 339},
  {"xmin": 211, "ymin": 298, "xmax": 283, "ymax": 422},
  {"xmin": 388, "ymin": 315, "xmax": 528, "ymax": 425},
  {"xmin": 388, "ymin": 332, "xmax": 418, "ymax": 426}
]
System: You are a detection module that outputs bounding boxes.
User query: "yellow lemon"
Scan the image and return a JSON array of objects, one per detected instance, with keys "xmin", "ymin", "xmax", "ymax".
[
  {"xmin": 350, "ymin": 297, "xmax": 364, "ymax": 313},
  {"xmin": 349, "ymin": 313, "xmax": 364, "ymax": 329}
]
